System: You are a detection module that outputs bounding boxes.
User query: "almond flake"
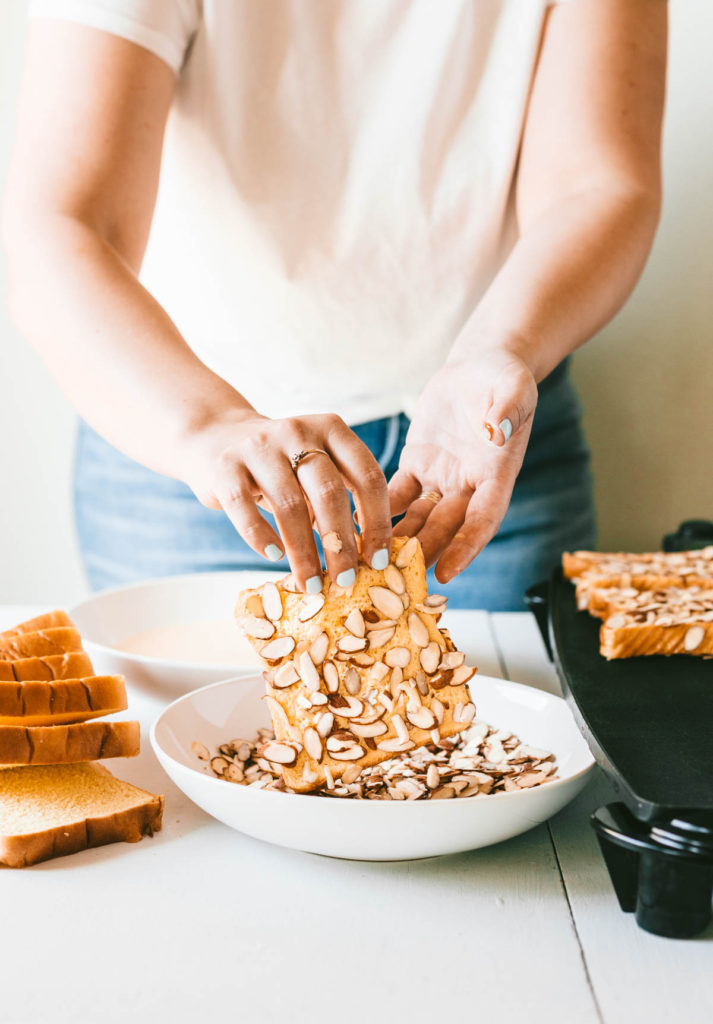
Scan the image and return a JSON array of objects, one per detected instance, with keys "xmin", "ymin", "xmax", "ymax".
[
  {"xmin": 368, "ymin": 628, "xmax": 395, "ymax": 649},
  {"xmin": 431, "ymin": 698, "xmax": 444, "ymax": 725},
  {"xmin": 392, "ymin": 714, "xmax": 409, "ymax": 743},
  {"xmin": 377, "ymin": 737, "xmax": 415, "ymax": 753},
  {"xmin": 303, "ymin": 727, "xmax": 323, "ymax": 761},
  {"xmin": 261, "ymin": 582, "xmax": 283, "ymax": 622},
  {"xmin": 341, "ymin": 765, "xmax": 362, "ymax": 785},
  {"xmin": 316, "ymin": 711, "xmax": 334, "ymax": 737},
  {"xmin": 299, "ymin": 593, "xmax": 325, "ymax": 621},
  {"xmin": 265, "ymin": 695, "xmax": 290, "ymax": 732},
  {"xmin": 394, "ymin": 536, "xmax": 419, "ymax": 568},
  {"xmin": 384, "ymin": 564, "xmax": 406, "ymax": 595},
  {"xmin": 407, "ymin": 612, "xmax": 430, "ymax": 648},
  {"xmin": 407, "ymin": 707, "xmax": 435, "ymax": 730},
  {"xmin": 309, "ymin": 632, "xmax": 329, "ymax": 665},
  {"xmin": 365, "ymin": 617, "xmax": 397, "ymax": 631},
  {"xmin": 323, "ymin": 661, "xmax": 339, "ymax": 693},
  {"xmin": 297, "ymin": 650, "xmax": 321, "ymax": 691},
  {"xmin": 330, "ymin": 745, "xmax": 365, "ymax": 761},
  {"xmin": 238, "ymin": 615, "xmax": 276, "ymax": 640},
  {"xmin": 344, "ymin": 608, "xmax": 366, "ymax": 637},
  {"xmin": 426, "ymin": 764, "xmax": 440, "ymax": 789},
  {"xmin": 344, "ymin": 667, "xmax": 361, "ymax": 695},
  {"xmin": 419, "ymin": 642, "xmax": 440, "ymax": 674},
  {"xmin": 684, "ymin": 625, "xmax": 705, "ymax": 651},
  {"xmin": 261, "ymin": 635, "xmax": 296, "ymax": 661},
  {"xmin": 452, "ymin": 664, "xmax": 476, "ymax": 685},
  {"xmin": 272, "ymin": 661, "xmax": 300, "ymax": 688},
  {"xmin": 424, "ymin": 594, "xmax": 447, "ymax": 608},
  {"xmin": 191, "ymin": 741, "xmax": 209, "ymax": 761},
  {"xmin": 337, "ymin": 635, "xmax": 367, "ymax": 653},
  {"xmin": 385, "ymin": 646, "xmax": 411, "ymax": 668},
  {"xmin": 261, "ymin": 741, "xmax": 297, "ymax": 766},
  {"xmin": 439, "ymin": 651, "xmax": 465, "ymax": 669},
  {"xmin": 351, "ymin": 720, "xmax": 388, "ymax": 738},
  {"xmin": 328, "ymin": 694, "xmax": 364, "ymax": 718},
  {"xmin": 368, "ymin": 586, "xmax": 404, "ymax": 620},
  {"xmin": 311, "ymin": 692, "xmax": 328, "ymax": 706}
]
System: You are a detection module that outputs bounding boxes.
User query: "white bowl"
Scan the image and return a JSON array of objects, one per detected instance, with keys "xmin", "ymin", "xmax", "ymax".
[
  {"xmin": 150, "ymin": 673, "xmax": 595, "ymax": 861},
  {"xmin": 70, "ymin": 571, "xmax": 282, "ymax": 698}
]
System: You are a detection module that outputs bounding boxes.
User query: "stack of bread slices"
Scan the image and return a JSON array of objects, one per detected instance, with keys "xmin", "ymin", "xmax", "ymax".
[{"xmin": 0, "ymin": 610, "xmax": 163, "ymax": 867}]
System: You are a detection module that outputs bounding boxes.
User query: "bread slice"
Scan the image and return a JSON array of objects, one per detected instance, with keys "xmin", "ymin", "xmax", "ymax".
[
  {"xmin": 0, "ymin": 610, "xmax": 74, "ymax": 640},
  {"xmin": 234, "ymin": 536, "xmax": 476, "ymax": 792},
  {"xmin": 0, "ymin": 651, "xmax": 95, "ymax": 682},
  {"xmin": 0, "ymin": 719, "xmax": 140, "ymax": 766},
  {"xmin": 0, "ymin": 628, "xmax": 84, "ymax": 662},
  {"xmin": 563, "ymin": 548, "xmax": 713, "ymax": 605},
  {"xmin": 0, "ymin": 675, "xmax": 128, "ymax": 727},
  {"xmin": 0, "ymin": 762, "xmax": 163, "ymax": 867},
  {"xmin": 599, "ymin": 588, "xmax": 713, "ymax": 659}
]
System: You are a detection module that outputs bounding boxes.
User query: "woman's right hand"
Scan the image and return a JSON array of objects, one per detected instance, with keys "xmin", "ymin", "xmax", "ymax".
[{"xmin": 182, "ymin": 411, "xmax": 393, "ymax": 592}]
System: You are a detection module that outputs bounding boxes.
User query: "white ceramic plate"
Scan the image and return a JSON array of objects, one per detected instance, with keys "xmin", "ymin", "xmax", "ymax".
[
  {"xmin": 70, "ymin": 571, "xmax": 282, "ymax": 698},
  {"xmin": 151, "ymin": 673, "xmax": 595, "ymax": 861}
]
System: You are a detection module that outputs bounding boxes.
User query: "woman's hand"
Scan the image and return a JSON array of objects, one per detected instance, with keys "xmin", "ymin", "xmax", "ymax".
[
  {"xmin": 183, "ymin": 411, "xmax": 392, "ymax": 592},
  {"xmin": 388, "ymin": 344, "xmax": 538, "ymax": 583}
]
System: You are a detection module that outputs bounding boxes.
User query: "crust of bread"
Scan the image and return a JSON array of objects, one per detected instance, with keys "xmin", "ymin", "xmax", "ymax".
[
  {"xmin": 0, "ymin": 764, "xmax": 163, "ymax": 868},
  {"xmin": 0, "ymin": 628, "xmax": 84, "ymax": 662},
  {"xmin": 0, "ymin": 675, "xmax": 128, "ymax": 727},
  {"xmin": 600, "ymin": 621, "xmax": 713, "ymax": 660},
  {"xmin": 0, "ymin": 719, "xmax": 140, "ymax": 766},
  {"xmin": 235, "ymin": 537, "xmax": 476, "ymax": 792},
  {"xmin": 0, "ymin": 611, "xmax": 74, "ymax": 640},
  {"xmin": 0, "ymin": 652, "xmax": 95, "ymax": 682}
]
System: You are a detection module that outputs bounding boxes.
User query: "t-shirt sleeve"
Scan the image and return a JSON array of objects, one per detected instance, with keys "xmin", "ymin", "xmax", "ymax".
[{"xmin": 28, "ymin": 0, "xmax": 202, "ymax": 73}]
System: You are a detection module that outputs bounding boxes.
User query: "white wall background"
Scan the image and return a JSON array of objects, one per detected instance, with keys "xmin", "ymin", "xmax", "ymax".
[{"xmin": 1, "ymin": 2, "xmax": 712, "ymax": 603}]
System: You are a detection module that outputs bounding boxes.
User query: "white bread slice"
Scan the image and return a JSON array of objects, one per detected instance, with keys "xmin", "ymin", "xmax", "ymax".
[
  {"xmin": 0, "ymin": 719, "xmax": 140, "ymax": 766},
  {"xmin": 0, "ymin": 652, "xmax": 95, "ymax": 682},
  {"xmin": 0, "ymin": 675, "xmax": 128, "ymax": 727},
  {"xmin": 0, "ymin": 610, "xmax": 74, "ymax": 640},
  {"xmin": 0, "ymin": 762, "xmax": 163, "ymax": 867},
  {"xmin": 0, "ymin": 628, "xmax": 84, "ymax": 662}
]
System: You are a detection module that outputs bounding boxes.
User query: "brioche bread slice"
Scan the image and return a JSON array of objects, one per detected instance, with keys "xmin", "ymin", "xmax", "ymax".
[
  {"xmin": 0, "ymin": 719, "xmax": 140, "ymax": 766},
  {"xmin": 0, "ymin": 610, "xmax": 74, "ymax": 640},
  {"xmin": 235, "ymin": 536, "xmax": 477, "ymax": 792},
  {"xmin": 0, "ymin": 762, "xmax": 163, "ymax": 867},
  {"xmin": 0, "ymin": 675, "xmax": 128, "ymax": 727},
  {"xmin": 0, "ymin": 628, "xmax": 84, "ymax": 661},
  {"xmin": 0, "ymin": 652, "xmax": 94, "ymax": 682}
]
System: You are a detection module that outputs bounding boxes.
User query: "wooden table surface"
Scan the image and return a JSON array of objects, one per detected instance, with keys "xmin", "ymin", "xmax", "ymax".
[{"xmin": 1, "ymin": 604, "xmax": 710, "ymax": 1024}]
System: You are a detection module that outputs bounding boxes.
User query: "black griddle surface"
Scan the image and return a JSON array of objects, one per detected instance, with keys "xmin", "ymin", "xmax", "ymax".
[{"xmin": 549, "ymin": 570, "xmax": 713, "ymax": 821}]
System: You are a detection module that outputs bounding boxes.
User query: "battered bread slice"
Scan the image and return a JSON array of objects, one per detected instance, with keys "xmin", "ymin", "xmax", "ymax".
[
  {"xmin": 0, "ymin": 762, "xmax": 163, "ymax": 868},
  {"xmin": 586, "ymin": 585, "xmax": 713, "ymax": 620},
  {"xmin": 0, "ymin": 628, "xmax": 84, "ymax": 661},
  {"xmin": 234, "ymin": 536, "xmax": 477, "ymax": 792},
  {"xmin": 0, "ymin": 675, "xmax": 128, "ymax": 727},
  {"xmin": 0, "ymin": 652, "xmax": 95, "ymax": 682},
  {"xmin": 600, "ymin": 589, "xmax": 713, "ymax": 659},
  {"xmin": 563, "ymin": 547, "xmax": 713, "ymax": 611}
]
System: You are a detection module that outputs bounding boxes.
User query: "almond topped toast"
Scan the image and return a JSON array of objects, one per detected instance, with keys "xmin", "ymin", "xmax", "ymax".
[{"xmin": 234, "ymin": 536, "xmax": 477, "ymax": 792}]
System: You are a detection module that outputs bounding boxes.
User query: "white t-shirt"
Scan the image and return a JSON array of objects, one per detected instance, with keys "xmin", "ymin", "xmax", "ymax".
[{"xmin": 31, "ymin": 0, "xmax": 567, "ymax": 425}]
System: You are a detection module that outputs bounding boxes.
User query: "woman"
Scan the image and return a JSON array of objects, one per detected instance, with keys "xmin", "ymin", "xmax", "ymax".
[{"xmin": 2, "ymin": 0, "xmax": 666, "ymax": 608}]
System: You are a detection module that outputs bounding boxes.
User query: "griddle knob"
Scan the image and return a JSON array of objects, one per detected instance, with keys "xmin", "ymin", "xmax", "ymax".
[{"xmin": 662, "ymin": 519, "xmax": 713, "ymax": 552}]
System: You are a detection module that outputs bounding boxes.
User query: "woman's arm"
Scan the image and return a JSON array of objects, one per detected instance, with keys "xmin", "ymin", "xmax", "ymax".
[
  {"xmin": 390, "ymin": 0, "xmax": 667, "ymax": 582},
  {"xmin": 2, "ymin": 21, "xmax": 391, "ymax": 590}
]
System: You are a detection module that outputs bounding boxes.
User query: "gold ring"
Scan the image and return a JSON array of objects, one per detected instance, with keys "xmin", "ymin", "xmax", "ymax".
[
  {"xmin": 290, "ymin": 448, "xmax": 330, "ymax": 471},
  {"xmin": 419, "ymin": 490, "xmax": 442, "ymax": 505}
]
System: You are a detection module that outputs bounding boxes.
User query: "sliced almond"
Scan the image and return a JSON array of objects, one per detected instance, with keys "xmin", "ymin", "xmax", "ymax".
[
  {"xmin": 459, "ymin": 702, "xmax": 476, "ymax": 726},
  {"xmin": 344, "ymin": 667, "xmax": 361, "ymax": 695},
  {"xmin": 392, "ymin": 714, "xmax": 409, "ymax": 743},
  {"xmin": 415, "ymin": 670, "xmax": 429, "ymax": 696},
  {"xmin": 452, "ymin": 664, "xmax": 476, "ymax": 685},
  {"xmin": 297, "ymin": 650, "xmax": 321, "ymax": 692},
  {"xmin": 349, "ymin": 652, "xmax": 375, "ymax": 667},
  {"xmin": 238, "ymin": 615, "xmax": 276, "ymax": 640},
  {"xmin": 401, "ymin": 593, "xmax": 410, "ymax": 609},
  {"xmin": 439, "ymin": 650, "xmax": 465, "ymax": 669},
  {"xmin": 431, "ymin": 698, "xmax": 444, "ymax": 725},
  {"xmin": 378, "ymin": 692, "xmax": 394, "ymax": 713},
  {"xmin": 302, "ymin": 765, "xmax": 319, "ymax": 785},
  {"xmin": 605, "ymin": 613, "xmax": 628, "ymax": 630},
  {"xmin": 261, "ymin": 582, "xmax": 283, "ymax": 622},
  {"xmin": 328, "ymin": 694, "xmax": 364, "ymax": 718},
  {"xmin": 344, "ymin": 608, "xmax": 366, "ymax": 638},
  {"xmin": 337, "ymin": 635, "xmax": 367, "ymax": 653},
  {"xmin": 385, "ymin": 646, "xmax": 411, "ymax": 668},
  {"xmin": 316, "ymin": 711, "xmax": 334, "ymax": 737},
  {"xmin": 368, "ymin": 586, "xmax": 404, "ymax": 620},
  {"xmin": 261, "ymin": 741, "xmax": 297, "ymax": 765},
  {"xmin": 366, "ymin": 617, "xmax": 397, "ymax": 631},
  {"xmin": 261, "ymin": 635, "xmax": 296, "ymax": 661},
  {"xmin": 323, "ymin": 660, "xmax": 339, "ymax": 693},
  {"xmin": 309, "ymin": 632, "xmax": 329, "ymax": 665},
  {"xmin": 350, "ymin": 706, "xmax": 386, "ymax": 725},
  {"xmin": 684, "ymin": 624, "xmax": 705, "ymax": 651},
  {"xmin": 298, "ymin": 593, "xmax": 325, "ymax": 622},
  {"xmin": 245, "ymin": 594, "xmax": 266, "ymax": 618},
  {"xmin": 394, "ymin": 536, "xmax": 418, "ymax": 568},
  {"xmin": 303, "ymin": 727, "xmax": 323, "ymax": 761},
  {"xmin": 311, "ymin": 691, "xmax": 328, "ymax": 706},
  {"xmin": 419, "ymin": 642, "xmax": 440, "ymax": 674},
  {"xmin": 389, "ymin": 665, "xmax": 404, "ymax": 690},
  {"xmin": 424, "ymin": 594, "xmax": 447, "ymax": 608},
  {"xmin": 406, "ymin": 707, "xmax": 435, "ymax": 730},
  {"xmin": 330, "ymin": 745, "xmax": 365, "ymax": 761},
  {"xmin": 368, "ymin": 662, "xmax": 390, "ymax": 685},
  {"xmin": 384, "ymin": 563, "xmax": 406, "ymax": 595},
  {"xmin": 426, "ymin": 764, "xmax": 440, "ymax": 789},
  {"xmin": 265, "ymin": 695, "xmax": 290, "ymax": 732},
  {"xmin": 272, "ymin": 661, "xmax": 300, "ymax": 688},
  {"xmin": 407, "ymin": 612, "xmax": 430, "ymax": 648},
  {"xmin": 341, "ymin": 765, "xmax": 362, "ymax": 785},
  {"xmin": 350, "ymin": 720, "xmax": 388, "ymax": 738},
  {"xmin": 377, "ymin": 737, "xmax": 415, "ymax": 753},
  {"xmin": 368, "ymin": 628, "xmax": 396, "ymax": 649},
  {"xmin": 191, "ymin": 741, "xmax": 210, "ymax": 761}
]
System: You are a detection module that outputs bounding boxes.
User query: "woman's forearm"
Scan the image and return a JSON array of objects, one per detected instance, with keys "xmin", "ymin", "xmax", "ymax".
[
  {"xmin": 449, "ymin": 182, "xmax": 660, "ymax": 381},
  {"xmin": 4, "ymin": 213, "xmax": 256, "ymax": 478}
]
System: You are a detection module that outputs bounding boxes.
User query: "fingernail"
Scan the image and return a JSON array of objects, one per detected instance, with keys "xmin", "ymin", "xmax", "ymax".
[
  {"xmin": 336, "ymin": 568, "xmax": 356, "ymax": 588},
  {"xmin": 499, "ymin": 418, "xmax": 513, "ymax": 443},
  {"xmin": 306, "ymin": 575, "xmax": 323, "ymax": 594},
  {"xmin": 264, "ymin": 544, "xmax": 284, "ymax": 562},
  {"xmin": 371, "ymin": 548, "xmax": 389, "ymax": 571}
]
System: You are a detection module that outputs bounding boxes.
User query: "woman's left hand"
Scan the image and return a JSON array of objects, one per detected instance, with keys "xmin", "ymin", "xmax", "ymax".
[{"xmin": 388, "ymin": 343, "xmax": 538, "ymax": 583}]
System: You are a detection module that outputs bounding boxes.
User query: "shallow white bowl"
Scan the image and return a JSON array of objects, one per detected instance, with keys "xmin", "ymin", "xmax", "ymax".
[
  {"xmin": 151, "ymin": 673, "xmax": 595, "ymax": 861},
  {"xmin": 70, "ymin": 571, "xmax": 282, "ymax": 698}
]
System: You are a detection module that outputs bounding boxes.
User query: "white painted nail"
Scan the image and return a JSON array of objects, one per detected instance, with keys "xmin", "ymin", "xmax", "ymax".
[
  {"xmin": 336, "ymin": 568, "xmax": 356, "ymax": 588},
  {"xmin": 499, "ymin": 418, "xmax": 513, "ymax": 443},
  {"xmin": 371, "ymin": 548, "xmax": 389, "ymax": 570},
  {"xmin": 264, "ymin": 544, "xmax": 283, "ymax": 562},
  {"xmin": 306, "ymin": 575, "xmax": 323, "ymax": 594}
]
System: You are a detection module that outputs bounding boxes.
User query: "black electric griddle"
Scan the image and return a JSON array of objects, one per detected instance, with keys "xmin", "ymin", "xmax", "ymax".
[{"xmin": 526, "ymin": 521, "xmax": 713, "ymax": 939}]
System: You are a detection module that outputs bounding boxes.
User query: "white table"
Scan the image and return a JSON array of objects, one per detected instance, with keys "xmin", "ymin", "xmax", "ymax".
[{"xmin": 1, "ymin": 605, "xmax": 710, "ymax": 1024}]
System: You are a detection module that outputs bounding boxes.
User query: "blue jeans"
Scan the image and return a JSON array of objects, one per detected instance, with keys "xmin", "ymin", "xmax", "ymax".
[{"xmin": 74, "ymin": 361, "xmax": 595, "ymax": 610}]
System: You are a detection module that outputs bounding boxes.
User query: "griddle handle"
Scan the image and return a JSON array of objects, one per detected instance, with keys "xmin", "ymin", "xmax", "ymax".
[{"xmin": 524, "ymin": 581, "xmax": 553, "ymax": 662}]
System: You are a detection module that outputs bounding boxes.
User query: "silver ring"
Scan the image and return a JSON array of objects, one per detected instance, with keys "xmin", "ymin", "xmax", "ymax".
[{"xmin": 289, "ymin": 448, "xmax": 330, "ymax": 472}]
